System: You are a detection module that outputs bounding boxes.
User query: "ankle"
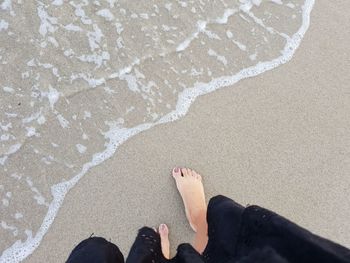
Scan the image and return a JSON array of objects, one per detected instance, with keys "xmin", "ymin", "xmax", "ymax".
[
  {"xmin": 192, "ymin": 215, "xmax": 207, "ymax": 233},
  {"xmin": 192, "ymin": 209, "xmax": 207, "ymax": 224}
]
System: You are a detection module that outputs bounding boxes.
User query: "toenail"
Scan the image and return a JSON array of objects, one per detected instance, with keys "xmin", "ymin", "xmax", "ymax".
[
  {"xmin": 174, "ymin": 167, "xmax": 179, "ymax": 172},
  {"xmin": 160, "ymin": 224, "xmax": 166, "ymax": 231}
]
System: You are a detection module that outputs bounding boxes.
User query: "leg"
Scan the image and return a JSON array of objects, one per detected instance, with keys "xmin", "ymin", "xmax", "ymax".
[
  {"xmin": 202, "ymin": 195, "xmax": 245, "ymax": 262},
  {"xmin": 172, "ymin": 167, "xmax": 208, "ymax": 253},
  {"xmin": 127, "ymin": 226, "xmax": 170, "ymax": 262},
  {"xmin": 66, "ymin": 236, "xmax": 124, "ymax": 263}
]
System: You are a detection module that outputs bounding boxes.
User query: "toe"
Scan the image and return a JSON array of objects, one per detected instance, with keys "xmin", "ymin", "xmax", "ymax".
[
  {"xmin": 187, "ymin": 168, "xmax": 194, "ymax": 177},
  {"xmin": 190, "ymin": 168, "xmax": 199, "ymax": 179},
  {"xmin": 193, "ymin": 170, "xmax": 202, "ymax": 180},
  {"xmin": 181, "ymin": 167, "xmax": 188, "ymax": 177},
  {"xmin": 159, "ymin": 223, "xmax": 169, "ymax": 236},
  {"xmin": 172, "ymin": 167, "xmax": 181, "ymax": 178}
]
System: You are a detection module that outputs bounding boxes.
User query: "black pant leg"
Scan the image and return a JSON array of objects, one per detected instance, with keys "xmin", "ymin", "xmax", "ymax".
[
  {"xmin": 202, "ymin": 195, "xmax": 245, "ymax": 263},
  {"xmin": 66, "ymin": 236, "xmax": 124, "ymax": 263}
]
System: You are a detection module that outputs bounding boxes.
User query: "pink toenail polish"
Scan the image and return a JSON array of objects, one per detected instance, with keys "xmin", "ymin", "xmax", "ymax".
[
  {"xmin": 174, "ymin": 167, "xmax": 179, "ymax": 172},
  {"xmin": 160, "ymin": 224, "xmax": 166, "ymax": 230}
]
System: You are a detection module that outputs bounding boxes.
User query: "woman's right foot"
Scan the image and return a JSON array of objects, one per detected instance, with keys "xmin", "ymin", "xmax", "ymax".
[{"xmin": 172, "ymin": 167, "xmax": 207, "ymax": 232}]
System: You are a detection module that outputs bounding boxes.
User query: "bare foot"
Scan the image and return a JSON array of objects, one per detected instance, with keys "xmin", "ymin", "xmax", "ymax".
[
  {"xmin": 172, "ymin": 167, "xmax": 207, "ymax": 232},
  {"xmin": 159, "ymin": 224, "xmax": 170, "ymax": 259}
]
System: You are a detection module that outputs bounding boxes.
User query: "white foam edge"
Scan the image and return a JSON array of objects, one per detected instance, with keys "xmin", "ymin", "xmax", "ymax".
[{"xmin": 0, "ymin": 0, "xmax": 315, "ymax": 261}]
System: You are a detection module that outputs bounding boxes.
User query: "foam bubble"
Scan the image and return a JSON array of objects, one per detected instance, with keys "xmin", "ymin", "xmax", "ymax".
[
  {"xmin": 0, "ymin": 19, "xmax": 9, "ymax": 31},
  {"xmin": 75, "ymin": 144, "xmax": 87, "ymax": 154},
  {"xmin": 2, "ymin": 86, "xmax": 14, "ymax": 93},
  {"xmin": 96, "ymin": 9, "xmax": 114, "ymax": 21}
]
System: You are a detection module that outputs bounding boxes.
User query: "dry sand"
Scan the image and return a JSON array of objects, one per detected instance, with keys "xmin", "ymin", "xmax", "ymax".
[{"xmin": 25, "ymin": 1, "xmax": 350, "ymax": 262}]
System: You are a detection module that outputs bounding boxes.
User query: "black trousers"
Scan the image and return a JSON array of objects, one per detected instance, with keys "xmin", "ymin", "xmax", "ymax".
[{"xmin": 66, "ymin": 195, "xmax": 350, "ymax": 263}]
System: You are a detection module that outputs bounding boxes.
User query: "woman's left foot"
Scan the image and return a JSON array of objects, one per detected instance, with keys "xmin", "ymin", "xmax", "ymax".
[{"xmin": 159, "ymin": 224, "xmax": 170, "ymax": 259}]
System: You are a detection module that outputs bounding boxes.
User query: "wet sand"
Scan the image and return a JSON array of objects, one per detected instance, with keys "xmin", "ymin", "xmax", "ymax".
[{"xmin": 25, "ymin": 1, "xmax": 350, "ymax": 262}]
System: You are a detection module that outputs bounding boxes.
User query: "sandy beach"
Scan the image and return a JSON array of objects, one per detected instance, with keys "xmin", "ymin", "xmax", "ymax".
[
  {"xmin": 1, "ymin": 1, "xmax": 349, "ymax": 262},
  {"xmin": 22, "ymin": 1, "xmax": 350, "ymax": 262}
]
